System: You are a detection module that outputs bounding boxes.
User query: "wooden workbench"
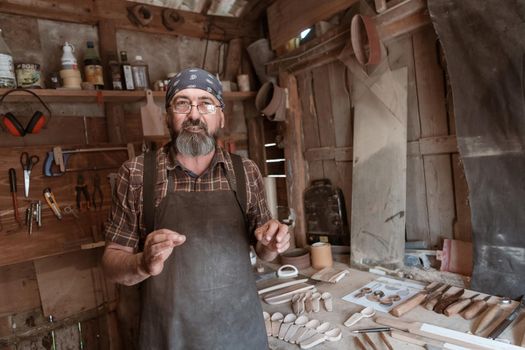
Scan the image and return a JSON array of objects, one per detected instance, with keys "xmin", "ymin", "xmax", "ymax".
[{"xmin": 259, "ymin": 262, "xmax": 525, "ymax": 349}]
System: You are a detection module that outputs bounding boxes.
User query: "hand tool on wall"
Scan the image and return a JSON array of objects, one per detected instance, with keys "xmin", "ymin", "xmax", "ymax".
[
  {"xmin": 444, "ymin": 293, "xmax": 480, "ymax": 316},
  {"xmin": 76, "ymin": 174, "xmax": 91, "ymax": 210},
  {"xmin": 44, "ymin": 144, "xmax": 135, "ymax": 176},
  {"xmin": 353, "ymin": 336, "xmax": 367, "ymax": 350},
  {"xmin": 474, "ymin": 296, "xmax": 512, "ymax": 334},
  {"xmin": 92, "ymin": 173, "xmax": 103, "ymax": 209},
  {"xmin": 424, "ymin": 284, "xmax": 451, "ymax": 310},
  {"xmin": 25, "ymin": 201, "xmax": 42, "ymax": 235},
  {"xmin": 389, "ymin": 282, "xmax": 443, "ymax": 317},
  {"xmin": 487, "ymin": 295, "xmax": 524, "ymax": 340},
  {"xmin": 20, "ymin": 151, "xmax": 39, "ymax": 197},
  {"xmin": 433, "ymin": 288, "xmax": 465, "ymax": 314},
  {"xmin": 107, "ymin": 172, "xmax": 118, "ymax": 195},
  {"xmin": 462, "ymin": 295, "xmax": 491, "ymax": 320},
  {"xmin": 43, "ymin": 188, "xmax": 62, "ymax": 220},
  {"xmin": 9, "ymin": 168, "xmax": 21, "ymax": 225}
]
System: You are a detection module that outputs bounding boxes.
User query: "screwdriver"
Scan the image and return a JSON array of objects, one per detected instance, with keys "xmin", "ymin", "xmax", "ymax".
[
  {"xmin": 462, "ymin": 295, "xmax": 491, "ymax": 320},
  {"xmin": 444, "ymin": 293, "xmax": 480, "ymax": 316},
  {"xmin": 9, "ymin": 168, "xmax": 21, "ymax": 225}
]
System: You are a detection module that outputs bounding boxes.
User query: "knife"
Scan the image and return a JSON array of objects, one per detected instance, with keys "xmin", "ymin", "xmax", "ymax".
[
  {"xmin": 443, "ymin": 293, "xmax": 480, "ymax": 316},
  {"xmin": 488, "ymin": 295, "xmax": 525, "ymax": 339},
  {"xmin": 424, "ymin": 285, "xmax": 452, "ymax": 310},
  {"xmin": 390, "ymin": 282, "xmax": 443, "ymax": 317}
]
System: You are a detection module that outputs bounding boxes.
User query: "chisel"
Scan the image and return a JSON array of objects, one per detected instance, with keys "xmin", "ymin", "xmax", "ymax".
[
  {"xmin": 474, "ymin": 297, "xmax": 512, "ymax": 334},
  {"xmin": 444, "ymin": 293, "xmax": 480, "ymax": 316},
  {"xmin": 462, "ymin": 295, "xmax": 491, "ymax": 320},
  {"xmin": 424, "ymin": 284, "xmax": 452, "ymax": 310},
  {"xmin": 434, "ymin": 288, "xmax": 465, "ymax": 314},
  {"xmin": 488, "ymin": 295, "xmax": 525, "ymax": 340},
  {"xmin": 9, "ymin": 168, "xmax": 21, "ymax": 224},
  {"xmin": 390, "ymin": 282, "xmax": 443, "ymax": 317}
]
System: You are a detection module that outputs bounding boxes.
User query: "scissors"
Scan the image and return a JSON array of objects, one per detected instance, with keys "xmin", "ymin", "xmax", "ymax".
[{"xmin": 20, "ymin": 152, "xmax": 40, "ymax": 198}]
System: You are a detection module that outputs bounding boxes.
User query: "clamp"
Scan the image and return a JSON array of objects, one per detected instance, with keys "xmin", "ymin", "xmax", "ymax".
[
  {"xmin": 92, "ymin": 173, "xmax": 103, "ymax": 209},
  {"xmin": 76, "ymin": 174, "xmax": 91, "ymax": 210}
]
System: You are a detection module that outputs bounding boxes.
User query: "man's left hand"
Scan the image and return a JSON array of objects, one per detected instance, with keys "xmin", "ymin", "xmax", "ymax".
[{"xmin": 255, "ymin": 219, "xmax": 290, "ymax": 254}]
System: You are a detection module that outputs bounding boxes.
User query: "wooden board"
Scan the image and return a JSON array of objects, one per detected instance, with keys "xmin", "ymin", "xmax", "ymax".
[
  {"xmin": 266, "ymin": 0, "xmax": 359, "ymax": 49},
  {"xmin": 34, "ymin": 250, "xmax": 102, "ymax": 320},
  {"xmin": 350, "ymin": 66, "xmax": 407, "ymax": 267},
  {"xmin": 413, "ymin": 27, "xmax": 455, "ymax": 248},
  {"xmin": 0, "ymin": 262, "xmax": 40, "ymax": 317}
]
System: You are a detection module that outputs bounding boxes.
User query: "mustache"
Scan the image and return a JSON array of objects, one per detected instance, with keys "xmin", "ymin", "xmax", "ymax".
[{"xmin": 181, "ymin": 118, "xmax": 208, "ymax": 132}]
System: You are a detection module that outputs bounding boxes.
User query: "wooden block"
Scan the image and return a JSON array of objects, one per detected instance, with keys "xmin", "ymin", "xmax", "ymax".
[
  {"xmin": 34, "ymin": 250, "xmax": 100, "ymax": 320},
  {"xmin": 0, "ymin": 262, "xmax": 40, "ymax": 317},
  {"xmin": 438, "ymin": 239, "xmax": 473, "ymax": 276}
]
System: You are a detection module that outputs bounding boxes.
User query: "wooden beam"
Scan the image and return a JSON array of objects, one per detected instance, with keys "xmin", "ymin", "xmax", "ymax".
[
  {"xmin": 280, "ymin": 71, "xmax": 307, "ymax": 248},
  {"xmin": 304, "ymin": 146, "xmax": 353, "ymax": 162},
  {"xmin": 0, "ymin": 0, "xmax": 260, "ymax": 41},
  {"xmin": 267, "ymin": 0, "xmax": 359, "ymax": 50},
  {"xmin": 240, "ymin": 0, "xmax": 275, "ymax": 21},
  {"xmin": 267, "ymin": 0, "xmax": 429, "ymax": 74},
  {"xmin": 201, "ymin": 0, "xmax": 213, "ymax": 14},
  {"xmin": 407, "ymin": 135, "xmax": 458, "ymax": 156}
]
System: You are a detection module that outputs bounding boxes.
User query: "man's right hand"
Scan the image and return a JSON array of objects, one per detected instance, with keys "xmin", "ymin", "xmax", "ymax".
[{"xmin": 140, "ymin": 229, "xmax": 186, "ymax": 276}]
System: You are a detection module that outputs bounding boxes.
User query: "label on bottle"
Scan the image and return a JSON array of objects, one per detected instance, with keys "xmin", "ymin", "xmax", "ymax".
[
  {"xmin": 84, "ymin": 64, "xmax": 104, "ymax": 86},
  {"xmin": 132, "ymin": 65, "xmax": 148, "ymax": 90},
  {"xmin": 122, "ymin": 64, "xmax": 135, "ymax": 90},
  {"xmin": 0, "ymin": 53, "xmax": 16, "ymax": 87}
]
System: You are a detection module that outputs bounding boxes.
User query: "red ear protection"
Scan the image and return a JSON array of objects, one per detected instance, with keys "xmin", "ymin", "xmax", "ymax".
[{"xmin": 0, "ymin": 88, "xmax": 52, "ymax": 137}]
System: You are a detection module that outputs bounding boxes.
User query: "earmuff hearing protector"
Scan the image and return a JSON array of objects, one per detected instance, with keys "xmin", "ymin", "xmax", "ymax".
[{"xmin": 0, "ymin": 88, "xmax": 52, "ymax": 137}]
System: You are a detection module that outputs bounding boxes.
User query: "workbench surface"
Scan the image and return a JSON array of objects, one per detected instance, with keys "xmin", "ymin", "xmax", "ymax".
[{"xmin": 259, "ymin": 262, "xmax": 525, "ymax": 350}]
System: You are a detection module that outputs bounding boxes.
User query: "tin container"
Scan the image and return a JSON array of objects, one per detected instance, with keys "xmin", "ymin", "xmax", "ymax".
[{"xmin": 15, "ymin": 63, "xmax": 42, "ymax": 88}]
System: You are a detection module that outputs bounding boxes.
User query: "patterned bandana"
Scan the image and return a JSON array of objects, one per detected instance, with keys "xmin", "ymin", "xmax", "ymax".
[{"xmin": 165, "ymin": 68, "xmax": 224, "ymax": 110}]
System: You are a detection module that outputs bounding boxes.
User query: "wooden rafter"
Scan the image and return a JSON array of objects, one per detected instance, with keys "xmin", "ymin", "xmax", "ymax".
[{"xmin": 0, "ymin": 0, "xmax": 260, "ymax": 41}]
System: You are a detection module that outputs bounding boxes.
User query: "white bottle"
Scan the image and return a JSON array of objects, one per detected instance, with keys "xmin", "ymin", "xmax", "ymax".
[
  {"xmin": 0, "ymin": 28, "xmax": 16, "ymax": 88},
  {"xmin": 61, "ymin": 42, "xmax": 78, "ymax": 70},
  {"xmin": 131, "ymin": 55, "xmax": 150, "ymax": 90}
]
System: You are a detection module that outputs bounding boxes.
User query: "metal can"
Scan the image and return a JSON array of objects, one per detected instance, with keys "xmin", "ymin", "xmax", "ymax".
[{"xmin": 15, "ymin": 63, "xmax": 43, "ymax": 88}]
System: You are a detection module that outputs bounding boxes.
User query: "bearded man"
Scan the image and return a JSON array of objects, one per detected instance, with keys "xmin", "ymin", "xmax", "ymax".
[{"xmin": 102, "ymin": 68, "xmax": 290, "ymax": 349}]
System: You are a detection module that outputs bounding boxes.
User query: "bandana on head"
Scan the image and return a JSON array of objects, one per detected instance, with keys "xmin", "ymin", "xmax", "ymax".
[{"xmin": 165, "ymin": 68, "xmax": 224, "ymax": 110}]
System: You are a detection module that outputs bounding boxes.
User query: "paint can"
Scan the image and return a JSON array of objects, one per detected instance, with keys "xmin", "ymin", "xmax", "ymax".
[{"xmin": 15, "ymin": 63, "xmax": 43, "ymax": 88}]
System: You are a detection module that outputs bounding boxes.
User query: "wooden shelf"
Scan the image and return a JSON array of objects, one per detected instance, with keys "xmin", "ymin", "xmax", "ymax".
[{"xmin": 0, "ymin": 88, "xmax": 256, "ymax": 103}]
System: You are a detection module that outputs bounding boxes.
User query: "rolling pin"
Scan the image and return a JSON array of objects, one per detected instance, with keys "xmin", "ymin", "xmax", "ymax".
[
  {"xmin": 443, "ymin": 293, "xmax": 480, "ymax": 316},
  {"xmin": 390, "ymin": 282, "xmax": 443, "ymax": 317}
]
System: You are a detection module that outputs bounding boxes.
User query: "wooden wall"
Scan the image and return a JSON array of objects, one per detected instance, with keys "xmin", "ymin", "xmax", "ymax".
[
  {"xmin": 0, "ymin": 8, "xmax": 251, "ymax": 350},
  {"xmin": 282, "ymin": 24, "xmax": 472, "ymax": 250}
]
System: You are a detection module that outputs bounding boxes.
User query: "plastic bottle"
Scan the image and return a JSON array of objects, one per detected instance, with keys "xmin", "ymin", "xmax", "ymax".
[
  {"xmin": 0, "ymin": 29, "xmax": 16, "ymax": 88},
  {"xmin": 83, "ymin": 41, "xmax": 104, "ymax": 89},
  {"xmin": 131, "ymin": 55, "xmax": 150, "ymax": 90},
  {"xmin": 61, "ymin": 42, "xmax": 77, "ymax": 70},
  {"xmin": 120, "ymin": 51, "xmax": 135, "ymax": 90}
]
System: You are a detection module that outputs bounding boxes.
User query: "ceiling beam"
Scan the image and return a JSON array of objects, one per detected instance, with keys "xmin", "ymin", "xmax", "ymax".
[
  {"xmin": 266, "ymin": 0, "xmax": 359, "ymax": 50},
  {"xmin": 0, "ymin": 0, "xmax": 261, "ymax": 41}
]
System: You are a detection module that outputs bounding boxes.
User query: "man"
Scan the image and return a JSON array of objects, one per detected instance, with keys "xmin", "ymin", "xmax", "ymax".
[{"xmin": 102, "ymin": 68, "xmax": 290, "ymax": 349}]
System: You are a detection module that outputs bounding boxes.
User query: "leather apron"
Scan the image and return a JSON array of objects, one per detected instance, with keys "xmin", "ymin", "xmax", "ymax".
[{"xmin": 138, "ymin": 164, "xmax": 268, "ymax": 350}]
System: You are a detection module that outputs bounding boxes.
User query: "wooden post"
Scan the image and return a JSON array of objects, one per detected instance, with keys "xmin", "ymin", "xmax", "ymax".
[
  {"xmin": 97, "ymin": 19, "xmax": 127, "ymax": 144},
  {"xmin": 245, "ymin": 103, "xmax": 267, "ymax": 175},
  {"xmin": 280, "ymin": 72, "xmax": 307, "ymax": 248}
]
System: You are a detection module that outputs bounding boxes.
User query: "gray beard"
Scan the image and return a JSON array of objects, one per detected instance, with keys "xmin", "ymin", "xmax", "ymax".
[{"xmin": 174, "ymin": 129, "xmax": 216, "ymax": 157}]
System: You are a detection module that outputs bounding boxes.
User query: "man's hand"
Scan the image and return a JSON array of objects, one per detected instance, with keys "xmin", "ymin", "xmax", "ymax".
[
  {"xmin": 255, "ymin": 219, "xmax": 290, "ymax": 254},
  {"xmin": 141, "ymin": 229, "xmax": 186, "ymax": 276}
]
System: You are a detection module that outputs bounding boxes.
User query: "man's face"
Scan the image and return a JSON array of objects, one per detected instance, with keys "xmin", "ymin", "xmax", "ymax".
[{"xmin": 167, "ymin": 88, "xmax": 224, "ymax": 156}]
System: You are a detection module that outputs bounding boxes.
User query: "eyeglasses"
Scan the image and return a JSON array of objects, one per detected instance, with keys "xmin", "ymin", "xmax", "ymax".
[{"xmin": 170, "ymin": 100, "xmax": 221, "ymax": 115}]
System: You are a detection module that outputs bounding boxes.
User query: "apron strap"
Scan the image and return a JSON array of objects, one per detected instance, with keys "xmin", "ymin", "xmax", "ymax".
[
  {"xmin": 229, "ymin": 153, "xmax": 247, "ymax": 216},
  {"xmin": 143, "ymin": 150, "xmax": 157, "ymax": 235}
]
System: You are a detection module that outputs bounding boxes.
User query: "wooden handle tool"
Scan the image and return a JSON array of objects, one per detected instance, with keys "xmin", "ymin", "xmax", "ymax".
[
  {"xmin": 354, "ymin": 336, "xmax": 367, "ymax": 350},
  {"xmin": 444, "ymin": 293, "xmax": 480, "ymax": 316},
  {"xmin": 362, "ymin": 333, "xmax": 378, "ymax": 350},
  {"xmin": 462, "ymin": 295, "xmax": 491, "ymax": 320},
  {"xmin": 379, "ymin": 332, "xmax": 394, "ymax": 350},
  {"xmin": 521, "ymin": 328, "xmax": 525, "ymax": 347},
  {"xmin": 423, "ymin": 285, "xmax": 451, "ymax": 310},
  {"xmin": 474, "ymin": 303, "xmax": 502, "ymax": 334},
  {"xmin": 390, "ymin": 282, "xmax": 442, "ymax": 317},
  {"xmin": 8, "ymin": 168, "xmax": 21, "ymax": 224}
]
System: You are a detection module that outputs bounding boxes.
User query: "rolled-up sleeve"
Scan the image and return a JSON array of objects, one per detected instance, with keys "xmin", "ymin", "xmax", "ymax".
[
  {"xmin": 105, "ymin": 156, "xmax": 144, "ymax": 249},
  {"xmin": 244, "ymin": 159, "xmax": 272, "ymax": 236}
]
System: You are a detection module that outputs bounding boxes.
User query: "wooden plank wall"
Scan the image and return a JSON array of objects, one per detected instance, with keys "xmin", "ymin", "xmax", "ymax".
[
  {"xmin": 296, "ymin": 61, "xmax": 354, "ymax": 239},
  {"xmin": 292, "ymin": 25, "xmax": 471, "ymax": 249}
]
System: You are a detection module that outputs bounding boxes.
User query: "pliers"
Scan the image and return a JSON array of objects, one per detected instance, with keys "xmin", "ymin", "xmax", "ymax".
[
  {"xmin": 92, "ymin": 173, "xmax": 103, "ymax": 210},
  {"xmin": 76, "ymin": 174, "xmax": 91, "ymax": 210}
]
